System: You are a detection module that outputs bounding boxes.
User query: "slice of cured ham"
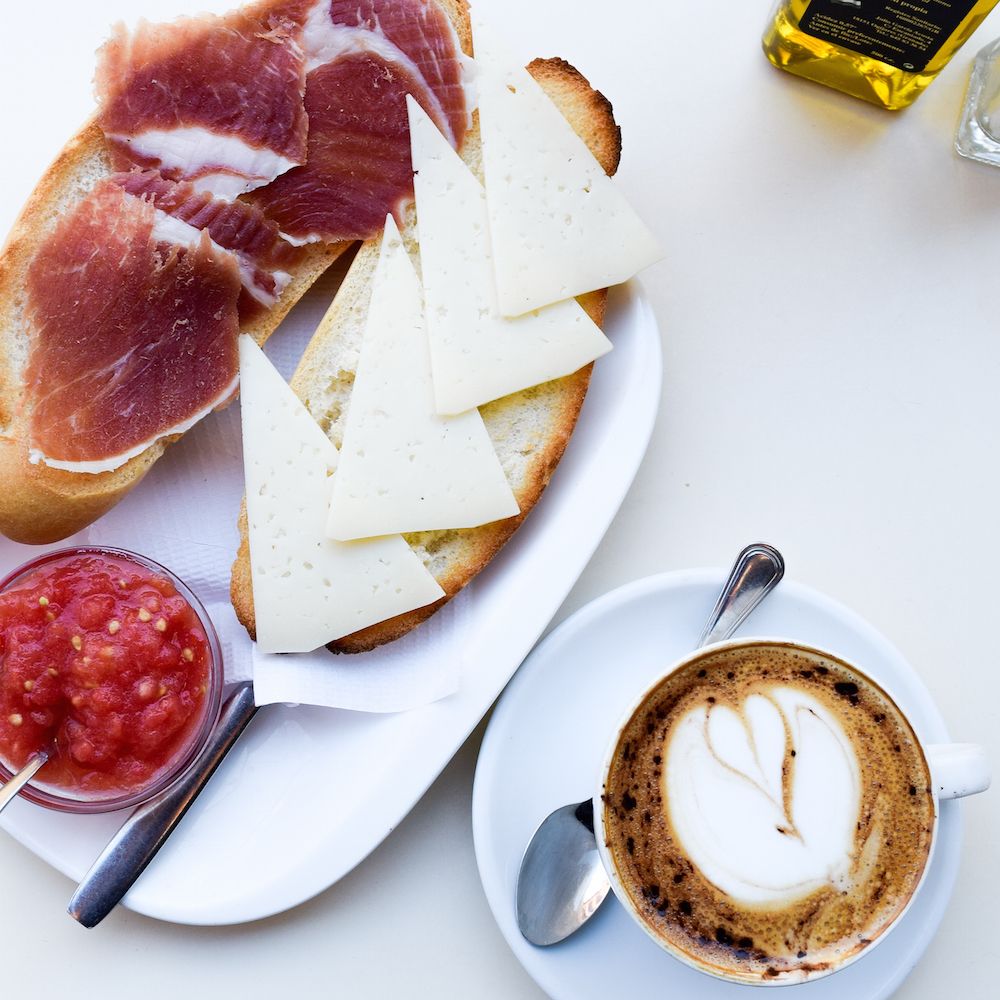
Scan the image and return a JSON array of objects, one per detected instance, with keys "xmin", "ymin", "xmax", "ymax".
[
  {"xmin": 250, "ymin": 0, "xmax": 469, "ymax": 244},
  {"xmin": 25, "ymin": 182, "xmax": 242, "ymax": 473},
  {"xmin": 96, "ymin": 2, "xmax": 308, "ymax": 199},
  {"xmin": 111, "ymin": 170, "xmax": 298, "ymax": 309},
  {"xmin": 303, "ymin": 0, "xmax": 469, "ymax": 144}
]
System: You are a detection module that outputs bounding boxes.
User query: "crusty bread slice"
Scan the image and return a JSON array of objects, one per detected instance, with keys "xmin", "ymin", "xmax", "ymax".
[
  {"xmin": 0, "ymin": 124, "xmax": 346, "ymax": 546},
  {"xmin": 0, "ymin": 0, "xmax": 472, "ymax": 546},
  {"xmin": 231, "ymin": 55, "xmax": 624, "ymax": 653}
]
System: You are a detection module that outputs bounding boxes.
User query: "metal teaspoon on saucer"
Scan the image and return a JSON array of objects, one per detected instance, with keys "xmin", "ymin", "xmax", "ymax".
[{"xmin": 514, "ymin": 542, "xmax": 785, "ymax": 946}]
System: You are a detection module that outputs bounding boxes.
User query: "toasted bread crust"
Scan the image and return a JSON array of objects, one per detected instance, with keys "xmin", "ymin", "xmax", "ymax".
[
  {"xmin": 0, "ymin": 0, "xmax": 473, "ymax": 545},
  {"xmin": 525, "ymin": 57, "xmax": 622, "ymax": 175},
  {"xmin": 230, "ymin": 55, "xmax": 623, "ymax": 653}
]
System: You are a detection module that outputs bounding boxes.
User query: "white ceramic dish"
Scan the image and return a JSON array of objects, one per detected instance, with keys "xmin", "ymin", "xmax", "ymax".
[
  {"xmin": 472, "ymin": 571, "xmax": 962, "ymax": 1000},
  {"xmin": 0, "ymin": 280, "xmax": 661, "ymax": 925}
]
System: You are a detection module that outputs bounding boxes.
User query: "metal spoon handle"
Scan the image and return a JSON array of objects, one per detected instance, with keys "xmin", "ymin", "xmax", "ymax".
[
  {"xmin": 697, "ymin": 543, "xmax": 785, "ymax": 648},
  {"xmin": 0, "ymin": 752, "xmax": 48, "ymax": 816},
  {"xmin": 68, "ymin": 681, "xmax": 259, "ymax": 928}
]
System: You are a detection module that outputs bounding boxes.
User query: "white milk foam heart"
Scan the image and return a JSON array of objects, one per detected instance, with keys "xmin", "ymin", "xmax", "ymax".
[{"xmin": 664, "ymin": 687, "xmax": 862, "ymax": 905}]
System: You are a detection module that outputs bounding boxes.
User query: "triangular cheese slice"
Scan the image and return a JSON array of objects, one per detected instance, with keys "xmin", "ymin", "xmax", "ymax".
[
  {"xmin": 238, "ymin": 335, "xmax": 444, "ymax": 653},
  {"xmin": 407, "ymin": 97, "xmax": 613, "ymax": 415},
  {"xmin": 326, "ymin": 216, "xmax": 520, "ymax": 540},
  {"xmin": 472, "ymin": 15, "xmax": 663, "ymax": 317}
]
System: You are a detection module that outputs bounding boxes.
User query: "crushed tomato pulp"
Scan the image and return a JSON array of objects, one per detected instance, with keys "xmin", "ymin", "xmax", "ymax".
[{"xmin": 0, "ymin": 553, "xmax": 211, "ymax": 798}]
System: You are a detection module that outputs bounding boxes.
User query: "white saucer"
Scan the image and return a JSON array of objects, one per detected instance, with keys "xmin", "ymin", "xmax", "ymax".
[{"xmin": 472, "ymin": 570, "xmax": 962, "ymax": 1000}]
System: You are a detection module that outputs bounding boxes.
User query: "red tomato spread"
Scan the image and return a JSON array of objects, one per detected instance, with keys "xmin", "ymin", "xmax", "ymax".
[{"xmin": 0, "ymin": 552, "xmax": 211, "ymax": 799}]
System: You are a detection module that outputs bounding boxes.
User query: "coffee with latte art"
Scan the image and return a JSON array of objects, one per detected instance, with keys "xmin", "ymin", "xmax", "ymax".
[{"xmin": 601, "ymin": 642, "xmax": 935, "ymax": 984}]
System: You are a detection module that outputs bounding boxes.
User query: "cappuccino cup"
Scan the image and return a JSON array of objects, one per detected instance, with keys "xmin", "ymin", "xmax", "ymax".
[{"xmin": 594, "ymin": 638, "xmax": 990, "ymax": 986}]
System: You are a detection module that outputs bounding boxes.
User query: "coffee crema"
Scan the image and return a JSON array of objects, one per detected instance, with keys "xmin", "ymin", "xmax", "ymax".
[{"xmin": 601, "ymin": 642, "xmax": 934, "ymax": 983}]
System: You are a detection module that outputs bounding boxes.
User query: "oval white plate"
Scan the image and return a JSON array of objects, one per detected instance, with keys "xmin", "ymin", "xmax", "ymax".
[
  {"xmin": 0, "ymin": 281, "xmax": 661, "ymax": 925},
  {"xmin": 472, "ymin": 571, "xmax": 962, "ymax": 1000}
]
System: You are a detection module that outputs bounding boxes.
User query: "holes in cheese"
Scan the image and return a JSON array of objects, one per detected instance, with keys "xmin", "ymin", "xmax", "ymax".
[
  {"xmin": 326, "ymin": 216, "xmax": 519, "ymax": 541},
  {"xmin": 407, "ymin": 97, "xmax": 612, "ymax": 416},
  {"xmin": 472, "ymin": 14, "xmax": 663, "ymax": 317},
  {"xmin": 238, "ymin": 335, "xmax": 444, "ymax": 654}
]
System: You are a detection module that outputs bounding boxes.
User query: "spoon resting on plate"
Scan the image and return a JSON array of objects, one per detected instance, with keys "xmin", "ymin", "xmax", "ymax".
[
  {"xmin": 0, "ymin": 750, "xmax": 48, "ymax": 817},
  {"xmin": 515, "ymin": 543, "xmax": 785, "ymax": 946}
]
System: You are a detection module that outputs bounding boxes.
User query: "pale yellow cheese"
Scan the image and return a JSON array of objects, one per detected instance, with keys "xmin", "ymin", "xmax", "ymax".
[
  {"xmin": 473, "ymin": 14, "xmax": 663, "ymax": 316},
  {"xmin": 239, "ymin": 335, "xmax": 444, "ymax": 653},
  {"xmin": 326, "ymin": 216, "xmax": 519, "ymax": 540},
  {"xmin": 407, "ymin": 97, "xmax": 612, "ymax": 415}
]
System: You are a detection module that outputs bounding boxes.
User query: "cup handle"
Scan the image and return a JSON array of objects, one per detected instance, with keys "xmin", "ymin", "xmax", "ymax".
[{"xmin": 925, "ymin": 743, "xmax": 991, "ymax": 800}]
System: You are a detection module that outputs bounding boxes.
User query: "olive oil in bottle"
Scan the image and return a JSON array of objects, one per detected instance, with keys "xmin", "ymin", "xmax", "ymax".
[{"xmin": 763, "ymin": 1, "xmax": 1000, "ymax": 109}]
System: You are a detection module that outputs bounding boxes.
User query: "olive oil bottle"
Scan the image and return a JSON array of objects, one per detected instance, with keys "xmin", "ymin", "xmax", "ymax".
[{"xmin": 763, "ymin": 1, "xmax": 1000, "ymax": 109}]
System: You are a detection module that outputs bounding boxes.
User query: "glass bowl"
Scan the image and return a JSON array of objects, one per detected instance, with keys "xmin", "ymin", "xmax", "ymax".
[{"xmin": 0, "ymin": 546, "xmax": 223, "ymax": 814}]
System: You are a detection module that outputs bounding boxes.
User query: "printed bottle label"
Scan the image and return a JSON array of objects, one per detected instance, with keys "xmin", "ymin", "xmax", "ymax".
[{"xmin": 798, "ymin": 0, "xmax": 980, "ymax": 72}]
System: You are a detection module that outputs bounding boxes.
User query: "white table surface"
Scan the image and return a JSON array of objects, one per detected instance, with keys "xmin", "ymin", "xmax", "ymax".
[{"xmin": 1, "ymin": 0, "xmax": 998, "ymax": 997}]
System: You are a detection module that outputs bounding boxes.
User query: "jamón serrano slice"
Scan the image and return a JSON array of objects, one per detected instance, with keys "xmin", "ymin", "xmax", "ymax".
[
  {"xmin": 249, "ymin": 0, "xmax": 469, "ymax": 243},
  {"xmin": 25, "ymin": 182, "xmax": 242, "ymax": 473},
  {"xmin": 96, "ymin": 1, "xmax": 309, "ymax": 198},
  {"xmin": 111, "ymin": 169, "xmax": 299, "ymax": 311}
]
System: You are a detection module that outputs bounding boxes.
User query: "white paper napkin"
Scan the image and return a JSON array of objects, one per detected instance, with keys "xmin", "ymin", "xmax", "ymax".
[
  {"xmin": 252, "ymin": 592, "xmax": 469, "ymax": 712},
  {"xmin": 53, "ymin": 269, "xmax": 468, "ymax": 713}
]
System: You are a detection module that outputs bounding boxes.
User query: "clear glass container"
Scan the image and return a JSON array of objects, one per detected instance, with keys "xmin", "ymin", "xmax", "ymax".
[
  {"xmin": 0, "ymin": 546, "xmax": 223, "ymax": 814},
  {"xmin": 957, "ymin": 37, "xmax": 1000, "ymax": 165}
]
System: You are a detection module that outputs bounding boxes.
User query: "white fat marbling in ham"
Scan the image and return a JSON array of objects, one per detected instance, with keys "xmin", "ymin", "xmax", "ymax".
[
  {"xmin": 109, "ymin": 169, "xmax": 297, "ymax": 312},
  {"xmin": 95, "ymin": 7, "xmax": 308, "ymax": 196},
  {"xmin": 149, "ymin": 210, "xmax": 291, "ymax": 308},
  {"xmin": 249, "ymin": 0, "xmax": 471, "ymax": 243},
  {"xmin": 298, "ymin": 0, "xmax": 467, "ymax": 143},
  {"xmin": 29, "ymin": 372, "xmax": 241, "ymax": 475},
  {"xmin": 107, "ymin": 128, "xmax": 301, "ymax": 200},
  {"xmin": 664, "ymin": 687, "xmax": 861, "ymax": 906}
]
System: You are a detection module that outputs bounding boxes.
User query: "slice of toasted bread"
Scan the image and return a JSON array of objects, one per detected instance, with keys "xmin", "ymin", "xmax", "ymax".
[
  {"xmin": 0, "ymin": 0, "xmax": 472, "ymax": 546},
  {"xmin": 230, "ymin": 55, "xmax": 624, "ymax": 653}
]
